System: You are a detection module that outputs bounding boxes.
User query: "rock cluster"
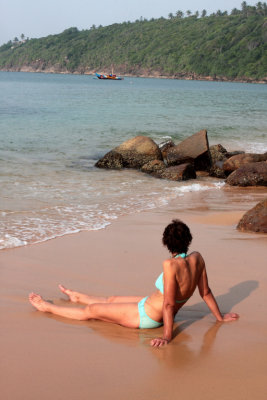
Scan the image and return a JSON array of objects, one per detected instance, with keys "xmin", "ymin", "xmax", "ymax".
[
  {"xmin": 95, "ymin": 133, "xmax": 267, "ymax": 188},
  {"xmin": 95, "ymin": 131, "xmax": 209, "ymax": 182},
  {"xmin": 95, "ymin": 133, "xmax": 267, "ymax": 233}
]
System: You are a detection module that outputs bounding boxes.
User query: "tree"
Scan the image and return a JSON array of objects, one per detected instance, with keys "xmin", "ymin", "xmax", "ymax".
[
  {"xmin": 13, "ymin": 37, "xmax": 19, "ymax": 43},
  {"xmin": 168, "ymin": 13, "xmax": 174, "ymax": 19},
  {"xmin": 241, "ymin": 1, "xmax": 248, "ymax": 16},
  {"xmin": 256, "ymin": 1, "xmax": 263, "ymax": 12},
  {"xmin": 195, "ymin": 11, "xmax": 199, "ymax": 18},
  {"xmin": 21, "ymin": 33, "xmax": 25, "ymax": 41},
  {"xmin": 201, "ymin": 9, "xmax": 207, "ymax": 18},
  {"xmin": 176, "ymin": 10, "xmax": 183, "ymax": 18},
  {"xmin": 231, "ymin": 7, "xmax": 240, "ymax": 15},
  {"xmin": 186, "ymin": 10, "xmax": 192, "ymax": 17}
]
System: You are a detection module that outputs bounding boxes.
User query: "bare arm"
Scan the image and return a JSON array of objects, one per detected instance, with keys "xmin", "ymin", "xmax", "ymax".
[
  {"xmin": 151, "ymin": 260, "xmax": 177, "ymax": 347},
  {"xmin": 198, "ymin": 261, "xmax": 239, "ymax": 322}
]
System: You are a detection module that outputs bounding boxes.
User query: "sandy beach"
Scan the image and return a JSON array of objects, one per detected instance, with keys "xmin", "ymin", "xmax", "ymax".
[{"xmin": 1, "ymin": 196, "xmax": 267, "ymax": 400}]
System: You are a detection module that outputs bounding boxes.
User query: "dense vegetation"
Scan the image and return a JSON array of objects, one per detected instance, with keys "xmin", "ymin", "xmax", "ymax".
[{"xmin": 1, "ymin": 2, "xmax": 267, "ymax": 81}]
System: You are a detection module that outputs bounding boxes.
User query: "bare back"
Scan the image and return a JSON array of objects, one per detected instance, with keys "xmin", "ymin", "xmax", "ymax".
[
  {"xmin": 145, "ymin": 251, "xmax": 205, "ymax": 321},
  {"xmin": 173, "ymin": 251, "xmax": 205, "ymax": 300}
]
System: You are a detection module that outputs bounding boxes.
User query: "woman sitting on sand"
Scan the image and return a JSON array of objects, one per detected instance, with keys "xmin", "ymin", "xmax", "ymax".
[{"xmin": 29, "ymin": 219, "xmax": 239, "ymax": 347}]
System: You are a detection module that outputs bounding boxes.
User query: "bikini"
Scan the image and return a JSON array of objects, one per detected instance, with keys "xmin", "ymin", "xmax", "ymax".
[{"xmin": 138, "ymin": 253, "xmax": 190, "ymax": 329}]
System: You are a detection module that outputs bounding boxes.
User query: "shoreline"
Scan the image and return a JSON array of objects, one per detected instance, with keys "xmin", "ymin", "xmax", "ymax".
[
  {"xmin": 1, "ymin": 67, "xmax": 266, "ymax": 84},
  {"xmin": 1, "ymin": 182, "xmax": 266, "ymax": 252},
  {"xmin": 1, "ymin": 203, "xmax": 267, "ymax": 399}
]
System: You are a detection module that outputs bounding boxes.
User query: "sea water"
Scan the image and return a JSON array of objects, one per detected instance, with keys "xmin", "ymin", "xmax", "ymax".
[{"xmin": 0, "ymin": 72, "xmax": 266, "ymax": 249}]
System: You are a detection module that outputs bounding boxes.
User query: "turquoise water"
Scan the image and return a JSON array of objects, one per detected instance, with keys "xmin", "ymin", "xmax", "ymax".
[{"xmin": 0, "ymin": 72, "xmax": 266, "ymax": 249}]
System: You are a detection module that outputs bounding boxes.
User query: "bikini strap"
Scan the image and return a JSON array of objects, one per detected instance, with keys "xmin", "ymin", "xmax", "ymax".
[{"xmin": 174, "ymin": 253, "xmax": 187, "ymax": 258}]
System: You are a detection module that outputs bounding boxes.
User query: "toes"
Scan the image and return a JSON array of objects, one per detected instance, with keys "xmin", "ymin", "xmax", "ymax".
[
  {"xmin": 29, "ymin": 292, "xmax": 41, "ymax": 303},
  {"xmin": 29, "ymin": 292, "xmax": 36, "ymax": 300},
  {"xmin": 58, "ymin": 284, "xmax": 65, "ymax": 292},
  {"xmin": 58, "ymin": 284, "xmax": 69, "ymax": 295}
]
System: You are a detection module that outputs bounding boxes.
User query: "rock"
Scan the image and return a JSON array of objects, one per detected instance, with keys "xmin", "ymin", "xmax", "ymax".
[
  {"xmin": 95, "ymin": 151, "xmax": 124, "ymax": 169},
  {"xmin": 225, "ymin": 150, "xmax": 245, "ymax": 158},
  {"xmin": 210, "ymin": 161, "xmax": 227, "ymax": 178},
  {"xmin": 96, "ymin": 136, "xmax": 163, "ymax": 169},
  {"xmin": 140, "ymin": 159, "xmax": 166, "ymax": 174},
  {"xmin": 154, "ymin": 163, "xmax": 196, "ymax": 181},
  {"xmin": 226, "ymin": 161, "xmax": 267, "ymax": 186},
  {"xmin": 210, "ymin": 144, "xmax": 228, "ymax": 158},
  {"xmin": 166, "ymin": 129, "xmax": 211, "ymax": 171},
  {"xmin": 115, "ymin": 135, "xmax": 163, "ymax": 168},
  {"xmin": 196, "ymin": 171, "xmax": 210, "ymax": 177},
  {"xmin": 223, "ymin": 153, "xmax": 267, "ymax": 172},
  {"xmin": 237, "ymin": 199, "xmax": 267, "ymax": 233},
  {"xmin": 159, "ymin": 139, "xmax": 175, "ymax": 159},
  {"xmin": 209, "ymin": 144, "xmax": 228, "ymax": 178}
]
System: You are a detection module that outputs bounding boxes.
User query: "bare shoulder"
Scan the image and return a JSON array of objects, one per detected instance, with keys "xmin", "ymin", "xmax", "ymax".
[
  {"xmin": 188, "ymin": 251, "xmax": 204, "ymax": 260},
  {"xmin": 188, "ymin": 251, "xmax": 205, "ymax": 268},
  {"xmin": 163, "ymin": 258, "xmax": 176, "ymax": 273},
  {"xmin": 163, "ymin": 258, "xmax": 173, "ymax": 268}
]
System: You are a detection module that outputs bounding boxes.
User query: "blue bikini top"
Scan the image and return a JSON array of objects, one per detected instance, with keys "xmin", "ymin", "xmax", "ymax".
[{"xmin": 155, "ymin": 253, "xmax": 189, "ymax": 303}]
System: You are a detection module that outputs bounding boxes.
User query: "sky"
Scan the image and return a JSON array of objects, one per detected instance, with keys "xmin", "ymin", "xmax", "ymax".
[{"xmin": 0, "ymin": 0, "xmax": 256, "ymax": 46}]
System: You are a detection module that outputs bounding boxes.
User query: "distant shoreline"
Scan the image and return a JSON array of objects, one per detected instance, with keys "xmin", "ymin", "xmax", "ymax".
[{"xmin": 1, "ymin": 67, "xmax": 266, "ymax": 84}]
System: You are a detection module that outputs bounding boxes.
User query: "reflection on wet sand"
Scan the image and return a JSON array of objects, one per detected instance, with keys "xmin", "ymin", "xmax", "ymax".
[{"xmin": 175, "ymin": 280, "xmax": 258, "ymax": 332}]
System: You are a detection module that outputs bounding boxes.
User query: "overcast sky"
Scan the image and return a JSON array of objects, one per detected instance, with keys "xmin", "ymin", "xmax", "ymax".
[{"xmin": 0, "ymin": 0, "xmax": 256, "ymax": 45}]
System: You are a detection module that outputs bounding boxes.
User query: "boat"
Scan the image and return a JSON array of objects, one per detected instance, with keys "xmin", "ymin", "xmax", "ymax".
[{"xmin": 95, "ymin": 72, "xmax": 123, "ymax": 80}]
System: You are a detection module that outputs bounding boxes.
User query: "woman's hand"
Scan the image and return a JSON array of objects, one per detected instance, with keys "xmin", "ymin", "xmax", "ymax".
[
  {"xmin": 222, "ymin": 312, "xmax": 239, "ymax": 322},
  {"xmin": 150, "ymin": 337, "xmax": 169, "ymax": 347}
]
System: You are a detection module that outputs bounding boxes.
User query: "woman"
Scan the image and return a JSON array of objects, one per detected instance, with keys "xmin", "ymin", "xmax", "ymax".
[{"xmin": 29, "ymin": 219, "xmax": 239, "ymax": 347}]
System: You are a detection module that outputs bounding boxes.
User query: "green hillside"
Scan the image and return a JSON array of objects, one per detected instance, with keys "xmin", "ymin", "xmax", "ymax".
[{"xmin": 1, "ymin": 4, "xmax": 267, "ymax": 81}]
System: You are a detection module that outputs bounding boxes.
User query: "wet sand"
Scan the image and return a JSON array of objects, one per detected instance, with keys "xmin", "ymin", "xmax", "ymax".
[{"xmin": 1, "ymin": 202, "xmax": 267, "ymax": 400}]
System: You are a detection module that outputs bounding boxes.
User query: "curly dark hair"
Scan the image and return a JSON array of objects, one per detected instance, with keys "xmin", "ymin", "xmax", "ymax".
[{"xmin": 162, "ymin": 219, "xmax": 192, "ymax": 254}]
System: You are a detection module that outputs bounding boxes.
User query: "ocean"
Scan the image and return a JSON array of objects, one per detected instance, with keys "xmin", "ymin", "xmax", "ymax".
[{"xmin": 0, "ymin": 71, "xmax": 266, "ymax": 249}]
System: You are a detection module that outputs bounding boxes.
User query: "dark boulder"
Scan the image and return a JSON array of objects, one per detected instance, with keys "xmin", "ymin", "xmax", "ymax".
[
  {"xmin": 210, "ymin": 144, "xmax": 228, "ymax": 159},
  {"xmin": 237, "ymin": 199, "xmax": 267, "ymax": 233},
  {"xmin": 154, "ymin": 163, "xmax": 196, "ymax": 181},
  {"xmin": 209, "ymin": 144, "xmax": 228, "ymax": 178},
  {"xmin": 226, "ymin": 161, "xmax": 267, "ymax": 186},
  {"xmin": 159, "ymin": 139, "xmax": 175, "ymax": 160},
  {"xmin": 166, "ymin": 130, "xmax": 211, "ymax": 171},
  {"xmin": 226, "ymin": 150, "xmax": 245, "ymax": 158},
  {"xmin": 95, "ymin": 151, "xmax": 124, "ymax": 169},
  {"xmin": 209, "ymin": 161, "xmax": 227, "ymax": 178},
  {"xmin": 95, "ymin": 136, "xmax": 163, "ymax": 169},
  {"xmin": 223, "ymin": 153, "xmax": 267, "ymax": 173},
  {"xmin": 141, "ymin": 159, "xmax": 166, "ymax": 174}
]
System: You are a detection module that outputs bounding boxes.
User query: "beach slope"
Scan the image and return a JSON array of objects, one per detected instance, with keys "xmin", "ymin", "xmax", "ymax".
[{"xmin": 1, "ymin": 208, "xmax": 267, "ymax": 400}]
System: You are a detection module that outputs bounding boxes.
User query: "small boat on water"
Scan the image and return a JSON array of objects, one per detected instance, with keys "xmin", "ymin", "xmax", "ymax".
[{"xmin": 95, "ymin": 72, "xmax": 123, "ymax": 80}]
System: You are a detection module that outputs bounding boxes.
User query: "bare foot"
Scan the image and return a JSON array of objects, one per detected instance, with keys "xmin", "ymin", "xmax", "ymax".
[
  {"xmin": 29, "ymin": 292, "xmax": 51, "ymax": 312},
  {"xmin": 58, "ymin": 284, "xmax": 79, "ymax": 303}
]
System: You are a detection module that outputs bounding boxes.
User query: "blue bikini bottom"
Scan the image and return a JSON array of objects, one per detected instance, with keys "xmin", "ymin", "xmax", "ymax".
[{"xmin": 138, "ymin": 296, "xmax": 163, "ymax": 329}]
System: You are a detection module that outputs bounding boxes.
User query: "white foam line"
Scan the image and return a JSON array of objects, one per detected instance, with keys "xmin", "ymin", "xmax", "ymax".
[{"xmin": 0, "ymin": 181, "xmax": 225, "ymax": 250}]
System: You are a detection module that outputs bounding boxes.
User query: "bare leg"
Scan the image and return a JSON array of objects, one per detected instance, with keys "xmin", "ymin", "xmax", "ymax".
[
  {"xmin": 59, "ymin": 284, "xmax": 143, "ymax": 305},
  {"xmin": 29, "ymin": 292, "xmax": 140, "ymax": 328},
  {"xmin": 58, "ymin": 284, "xmax": 107, "ymax": 304},
  {"xmin": 29, "ymin": 293, "xmax": 89, "ymax": 320}
]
